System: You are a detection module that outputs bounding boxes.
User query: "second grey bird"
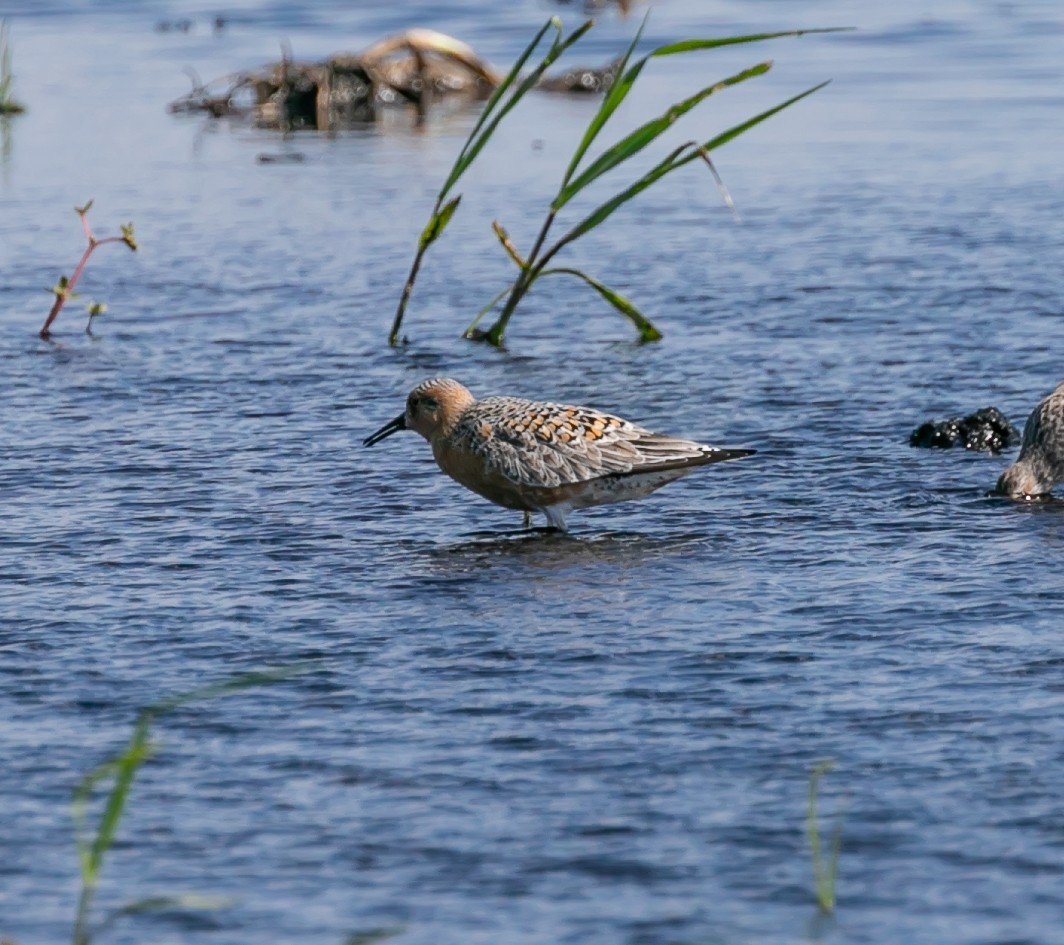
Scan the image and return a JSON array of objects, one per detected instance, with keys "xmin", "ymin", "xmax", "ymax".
[{"xmin": 996, "ymin": 379, "xmax": 1064, "ymax": 498}]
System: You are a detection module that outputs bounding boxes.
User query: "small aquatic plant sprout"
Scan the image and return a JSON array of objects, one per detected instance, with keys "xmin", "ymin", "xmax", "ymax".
[
  {"xmin": 0, "ymin": 19, "xmax": 26, "ymax": 115},
  {"xmin": 806, "ymin": 760, "xmax": 843, "ymax": 913},
  {"xmin": 363, "ymin": 377, "xmax": 754, "ymax": 531},
  {"xmin": 39, "ymin": 201, "xmax": 136, "ymax": 340},
  {"xmin": 389, "ymin": 17, "xmax": 842, "ymax": 346},
  {"xmin": 995, "ymin": 379, "xmax": 1064, "ymax": 499}
]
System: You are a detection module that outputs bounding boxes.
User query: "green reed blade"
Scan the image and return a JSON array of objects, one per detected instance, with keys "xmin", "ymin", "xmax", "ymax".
[
  {"xmin": 650, "ymin": 27, "xmax": 850, "ymax": 57},
  {"xmin": 685, "ymin": 79, "xmax": 831, "ymax": 162},
  {"xmin": 554, "ymin": 61, "xmax": 771, "ymax": 211},
  {"xmin": 559, "ymin": 27, "xmax": 846, "ymax": 195},
  {"xmin": 548, "ymin": 141, "xmax": 692, "ymax": 252},
  {"xmin": 559, "ymin": 13, "xmax": 647, "ymax": 191},
  {"xmin": 553, "ymin": 80, "xmax": 829, "ymax": 250},
  {"xmin": 440, "ymin": 18, "xmax": 556, "ymax": 198},
  {"xmin": 441, "ymin": 18, "xmax": 592, "ymax": 200},
  {"xmin": 539, "ymin": 266, "xmax": 662, "ymax": 341}
]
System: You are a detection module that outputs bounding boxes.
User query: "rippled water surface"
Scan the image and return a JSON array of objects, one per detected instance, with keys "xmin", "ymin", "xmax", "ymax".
[{"xmin": 2, "ymin": 1, "xmax": 1063, "ymax": 943}]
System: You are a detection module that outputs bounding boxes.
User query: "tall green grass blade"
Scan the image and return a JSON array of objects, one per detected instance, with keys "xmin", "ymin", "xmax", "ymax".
[
  {"xmin": 544, "ymin": 140, "xmax": 691, "ymax": 256},
  {"xmin": 440, "ymin": 18, "xmax": 591, "ymax": 199},
  {"xmin": 650, "ymin": 27, "xmax": 851, "ymax": 57},
  {"xmin": 554, "ymin": 61, "xmax": 771, "ymax": 210},
  {"xmin": 685, "ymin": 79, "xmax": 830, "ymax": 161},
  {"xmin": 440, "ymin": 18, "xmax": 557, "ymax": 198},
  {"xmin": 418, "ymin": 196, "xmax": 462, "ymax": 251},
  {"xmin": 539, "ymin": 266, "xmax": 661, "ymax": 341},
  {"xmin": 559, "ymin": 14, "xmax": 648, "ymax": 191},
  {"xmin": 550, "ymin": 80, "xmax": 829, "ymax": 252}
]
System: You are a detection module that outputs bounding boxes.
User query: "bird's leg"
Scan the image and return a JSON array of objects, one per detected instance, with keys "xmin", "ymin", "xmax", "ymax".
[{"xmin": 522, "ymin": 510, "xmax": 532, "ymax": 529}]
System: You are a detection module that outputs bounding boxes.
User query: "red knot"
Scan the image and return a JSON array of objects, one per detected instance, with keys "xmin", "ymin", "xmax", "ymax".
[
  {"xmin": 996, "ymin": 378, "xmax": 1064, "ymax": 499},
  {"xmin": 364, "ymin": 377, "xmax": 755, "ymax": 531}
]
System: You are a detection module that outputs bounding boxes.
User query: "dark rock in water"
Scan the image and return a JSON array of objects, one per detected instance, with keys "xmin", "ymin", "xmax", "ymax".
[{"xmin": 909, "ymin": 407, "xmax": 1019, "ymax": 454}]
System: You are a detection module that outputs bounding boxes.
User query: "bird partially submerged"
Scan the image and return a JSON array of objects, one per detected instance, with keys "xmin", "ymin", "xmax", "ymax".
[
  {"xmin": 364, "ymin": 378, "xmax": 755, "ymax": 531},
  {"xmin": 996, "ymin": 379, "xmax": 1064, "ymax": 499}
]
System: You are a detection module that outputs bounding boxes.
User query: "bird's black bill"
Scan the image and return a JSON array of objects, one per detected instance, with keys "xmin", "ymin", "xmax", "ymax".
[{"xmin": 363, "ymin": 413, "xmax": 406, "ymax": 447}]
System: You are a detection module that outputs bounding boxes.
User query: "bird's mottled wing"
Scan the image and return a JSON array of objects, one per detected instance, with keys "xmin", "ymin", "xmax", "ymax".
[
  {"xmin": 1025, "ymin": 384, "xmax": 1064, "ymax": 452},
  {"xmin": 451, "ymin": 395, "xmax": 715, "ymax": 488}
]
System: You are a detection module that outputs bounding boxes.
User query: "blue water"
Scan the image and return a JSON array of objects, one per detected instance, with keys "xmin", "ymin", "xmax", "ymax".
[{"xmin": 1, "ymin": 1, "xmax": 1063, "ymax": 943}]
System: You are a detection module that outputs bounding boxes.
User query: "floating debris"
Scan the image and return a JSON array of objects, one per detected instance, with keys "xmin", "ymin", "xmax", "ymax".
[
  {"xmin": 155, "ymin": 18, "xmax": 194, "ymax": 33},
  {"xmin": 909, "ymin": 407, "xmax": 1019, "ymax": 454},
  {"xmin": 256, "ymin": 152, "xmax": 305, "ymax": 164},
  {"xmin": 168, "ymin": 28, "xmax": 618, "ymax": 130}
]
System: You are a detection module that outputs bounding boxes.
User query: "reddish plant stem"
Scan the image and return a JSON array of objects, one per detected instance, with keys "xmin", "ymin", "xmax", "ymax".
[{"xmin": 39, "ymin": 236, "xmax": 124, "ymax": 340}]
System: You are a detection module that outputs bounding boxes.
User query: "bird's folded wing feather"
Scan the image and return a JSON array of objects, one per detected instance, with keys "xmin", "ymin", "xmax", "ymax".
[{"xmin": 453, "ymin": 396, "xmax": 713, "ymax": 488}]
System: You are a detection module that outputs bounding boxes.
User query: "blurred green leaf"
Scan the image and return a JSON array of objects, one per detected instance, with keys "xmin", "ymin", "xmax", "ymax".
[
  {"xmin": 807, "ymin": 759, "xmax": 843, "ymax": 913},
  {"xmin": 149, "ymin": 664, "xmax": 315, "ymax": 716},
  {"xmin": 95, "ymin": 894, "xmax": 234, "ymax": 935},
  {"xmin": 71, "ymin": 665, "xmax": 315, "ymax": 944}
]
